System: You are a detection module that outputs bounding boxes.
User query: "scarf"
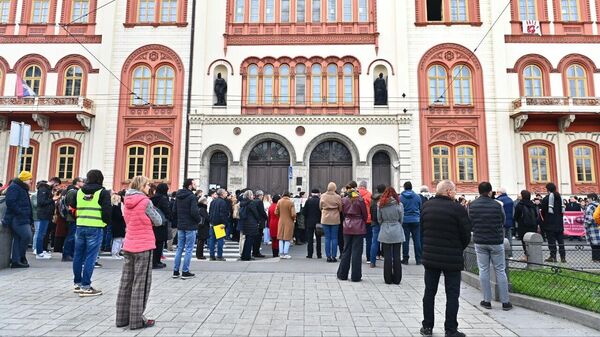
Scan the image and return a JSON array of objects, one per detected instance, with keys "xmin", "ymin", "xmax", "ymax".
[{"xmin": 548, "ymin": 192, "xmax": 555, "ymax": 214}]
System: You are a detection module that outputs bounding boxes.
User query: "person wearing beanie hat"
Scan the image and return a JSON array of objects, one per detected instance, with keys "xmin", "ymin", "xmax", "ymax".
[{"xmin": 3, "ymin": 172, "xmax": 34, "ymax": 268}]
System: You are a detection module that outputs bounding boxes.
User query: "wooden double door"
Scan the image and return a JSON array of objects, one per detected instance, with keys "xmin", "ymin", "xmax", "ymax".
[
  {"xmin": 247, "ymin": 140, "xmax": 290, "ymax": 195},
  {"xmin": 309, "ymin": 140, "xmax": 353, "ymax": 193}
]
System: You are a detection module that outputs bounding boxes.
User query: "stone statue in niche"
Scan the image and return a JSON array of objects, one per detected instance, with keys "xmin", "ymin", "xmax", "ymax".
[
  {"xmin": 214, "ymin": 73, "xmax": 227, "ymax": 106},
  {"xmin": 374, "ymin": 73, "xmax": 388, "ymax": 106}
]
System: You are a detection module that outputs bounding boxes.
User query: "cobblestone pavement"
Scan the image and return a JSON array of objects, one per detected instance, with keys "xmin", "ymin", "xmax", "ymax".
[{"xmin": 0, "ymin": 246, "xmax": 598, "ymax": 337}]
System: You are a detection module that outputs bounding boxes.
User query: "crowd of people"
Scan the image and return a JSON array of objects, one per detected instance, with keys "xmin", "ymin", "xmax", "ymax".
[{"xmin": 2, "ymin": 169, "xmax": 600, "ymax": 337}]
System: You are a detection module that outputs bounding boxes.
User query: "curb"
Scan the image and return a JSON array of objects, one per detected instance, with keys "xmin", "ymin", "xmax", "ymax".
[{"xmin": 462, "ymin": 271, "xmax": 600, "ymax": 331}]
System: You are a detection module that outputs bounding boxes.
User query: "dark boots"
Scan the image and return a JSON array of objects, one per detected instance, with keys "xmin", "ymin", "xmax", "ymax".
[{"xmin": 272, "ymin": 249, "xmax": 279, "ymax": 258}]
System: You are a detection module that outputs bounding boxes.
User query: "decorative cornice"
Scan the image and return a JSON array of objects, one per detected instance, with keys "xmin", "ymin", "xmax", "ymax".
[
  {"xmin": 225, "ymin": 34, "xmax": 378, "ymax": 46},
  {"xmin": 189, "ymin": 114, "xmax": 412, "ymax": 125},
  {"xmin": 76, "ymin": 114, "xmax": 92, "ymax": 131},
  {"xmin": 505, "ymin": 34, "xmax": 600, "ymax": 44},
  {"xmin": 0, "ymin": 35, "xmax": 102, "ymax": 44},
  {"xmin": 32, "ymin": 114, "xmax": 50, "ymax": 130}
]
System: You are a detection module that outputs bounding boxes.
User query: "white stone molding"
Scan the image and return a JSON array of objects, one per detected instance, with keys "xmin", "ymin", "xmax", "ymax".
[
  {"xmin": 558, "ymin": 114, "xmax": 576, "ymax": 133},
  {"xmin": 76, "ymin": 114, "xmax": 93, "ymax": 131},
  {"xmin": 189, "ymin": 114, "xmax": 412, "ymax": 125},
  {"xmin": 32, "ymin": 114, "xmax": 50, "ymax": 130},
  {"xmin": 513, "ymin": 115, "xmax": 528, "ymax": 132},
  {"xmin": 0, "ymin": 116, "xmax": 8, "ymax": 131}
]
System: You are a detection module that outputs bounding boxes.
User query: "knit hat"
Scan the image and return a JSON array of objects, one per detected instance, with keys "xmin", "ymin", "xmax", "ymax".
[{"xmin": 18, "ymin": 171, "xmax": 32, "ymax": 182}]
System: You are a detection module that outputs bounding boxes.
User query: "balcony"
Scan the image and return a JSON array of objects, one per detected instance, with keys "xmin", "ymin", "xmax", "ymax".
[
  {"xmin": 511, "ymin": 96, "xmax": 600, "ymax": 132},
  {"xmin": 0, "ymin": 96, "xmax": 95, "ymax": 131}
]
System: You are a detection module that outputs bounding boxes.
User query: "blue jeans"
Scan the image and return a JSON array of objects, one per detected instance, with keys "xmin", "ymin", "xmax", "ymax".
[
  {"xmin": 35, "ymin": 219, "xmax": 50, "ymax": 255},
  {"xmin": 174, "ymin": 230, "xmax": 196, "ymax": 272},
  {"xmin": 72, "ymin": 226, "xmax": 103, "ymax": 289},
  {"xmin": 102, "ymin": 225, "xmax": 112, "ymax": 251},
  {"xmin": 209, "ymin": 226, "xmax": 224, "ymax": 258},
  {"xmin": 402, "ymin": 222, "xmax": 422, "ymax": 263},
  {"xmin": 322, "ymin": 224, "xmax": 339, "ymax": 258},
  {"xmin": 474, "ymin": 243, "xmax": 510, "ymax": 303},
  {"xmin": 62, "ymin": 222, "xmax": 76, "ymax": 258},
  {"xmin": 365, "ymin": 224, "xmax": 372, "ymax": 261},
  {"xmin": 370, "ymin": 224, "xmax": 381, "ymax": 265},
  {"xmin": 9, "ymin": 222, "xmax": 32, "ymax": 264},
  {"xmin": 32, "ymin": 220, "xmax": 40, "ymax": 252}
]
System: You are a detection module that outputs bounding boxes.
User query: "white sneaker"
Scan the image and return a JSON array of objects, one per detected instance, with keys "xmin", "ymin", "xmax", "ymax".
[
  {"xmin": 36, "ymin": 253, "xmax": 51, "ymax": 260},
  {"xmin": 112, "ymin": 255, "xmax": 124, "ymax": 260}
]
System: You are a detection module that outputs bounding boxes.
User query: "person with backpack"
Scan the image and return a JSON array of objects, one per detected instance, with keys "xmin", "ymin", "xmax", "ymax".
[
  {"xmin": 514, "ymin": 190, "xmax": 539, "ymax": 260},
  {"xmin": 61, "ymin": 177, "xmax": 84, "ymax": 261},
  {"xmin": 584, "ymin": 193, "xmax": 600, "ymax": 262},
  {"xmin": 150, "ymin": 183, "xmax": 171, "ymax": 269},
  {"xmin": 2, "ymin": 171, "xmax": 34, "ymax": 268},
  {"xmin": 35, "ymin": 177, "xmax": 61, "ymax": 259}
]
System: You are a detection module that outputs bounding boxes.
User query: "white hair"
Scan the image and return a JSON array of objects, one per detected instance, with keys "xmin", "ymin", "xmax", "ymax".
[
  {"xmin": 436, "ymin": 180, "xmax": 456, "ymax": 196},
  {"xmin": 243, "ymin": 190, "xmax": 254, "ymax": 200},
  {"xmin": 498, "ymin": 187, "xmax": 507, "ymax": 194},
  {"xmin": 420, "ymin": 185, "xmax": 429, "ymax": 193}
]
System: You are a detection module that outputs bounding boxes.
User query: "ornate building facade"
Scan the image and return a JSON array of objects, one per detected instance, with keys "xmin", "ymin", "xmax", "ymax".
[{"xmin": 1, "ymin": 0, "xmax": 599, "ymax": 196}]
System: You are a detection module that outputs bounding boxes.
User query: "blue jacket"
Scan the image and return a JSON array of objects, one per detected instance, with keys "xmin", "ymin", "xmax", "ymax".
[
  {"xmin": 496, "ymin": 194, "xmax": 514, "ymax": 228},
  {"xmin": 400, "ymin": 189, "xmax": 422, "ymax": 224},
  {"xmin": 209, "ymin": 197, "xmax": 230, "ymax": 226},
  {"xmin": 3, "ymin": 179, "xmax": 33, "ymax": 227}
]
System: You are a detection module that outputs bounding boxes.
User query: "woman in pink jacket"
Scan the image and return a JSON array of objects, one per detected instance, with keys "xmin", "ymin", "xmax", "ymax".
[{"xmin": 116, "ymin": 176, "xmax": 162, "ymax": 330}]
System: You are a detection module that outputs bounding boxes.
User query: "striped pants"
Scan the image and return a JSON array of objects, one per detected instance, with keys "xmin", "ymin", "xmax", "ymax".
[{"xmin": 116, "ymin": 250, "xmax": 153, "ymax": 329}]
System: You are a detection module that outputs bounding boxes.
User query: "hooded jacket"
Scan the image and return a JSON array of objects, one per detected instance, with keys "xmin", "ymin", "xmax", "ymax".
[
  {"xmin": 123, "ymin": 189, "xmax": 160, "ymax": 253},
  {"xmin": 400, "ymin": 189, "xmax": 422, "ymax": 224},
  {"xmin": 358, "ymin": 187, "xmax": 372, "ymax": 224},
  {"xmin": 3, "ymin": 178, "xmax": 32, "ymax": 226},
  {"xmin": 36, "ymin": 181, "xmax": 56, "ymax": 220},
  {"xmin": 468, "ymin": 195, "xmax": 505, "ymax": 245},
  {"xmin": 172, "ymin": 188, "xmax": 201, "ymax": 231},
  {"xmin": 197, "ymin": 202, "xmax": 210, "ymax": 241},
  {"xmin": 240, "ymin": 198, "xmax": 261, "ymax": 236},
  {"xmin": 377, "ymin": 198, "xmax": 405, "ymax": 244},
  {"xmin": 496, "ymin": 193, "xmax": 515, "ymax": 228},
  {"xmin": 69, "ymin": 183, "xmax": 112, "ymax": 226},
  {"xmin": 320, "ymin": 183, "xmax": 342, "ymax": 225},
  {"xmin": 514, "ymin": 199, "xmax": 538, "ymax": 237}
]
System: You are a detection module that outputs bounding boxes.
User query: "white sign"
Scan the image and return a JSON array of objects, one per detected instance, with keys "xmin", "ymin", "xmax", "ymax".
[
  {"xmin": 9, "ymin": 122, "xmax": 31, "ymax": 148},
  {"xmin": 522, "ymin": 20, "xmax": 541, "ymax": 36}
]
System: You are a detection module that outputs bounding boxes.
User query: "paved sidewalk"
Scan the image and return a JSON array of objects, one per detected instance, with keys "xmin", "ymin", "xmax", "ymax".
[{"xmin": 0, "ymin": 247, "xmax": 598, "ymax": 336}]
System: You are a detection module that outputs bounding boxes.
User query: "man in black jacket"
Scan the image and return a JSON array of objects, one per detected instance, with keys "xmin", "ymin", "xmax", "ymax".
[
  {"xmin": 172, "ymin": 179, "xmax": 200, "ymax": 279},
  {"xmin": 251, "ymin": 190, "xmax": 268, "ymax": 258},
  {"xmin": 468, "ymin": 182, "xmax": 512, "ymax": 311},
  {"xmin": 62, "ymin": 177, "xmax": 84, "ymax": 261},
  {"xmin": 208, "ymin": 189, "xmax": 229, "ymax": 261},
  {"xmin": 541, "ymin": 183, "xmax": 566, "ymax": 263},
  {"xmin": 303, "ymin": 189, "xmax": 322, "ymax": 259},
  {"xmin": 420, "ymin": 180, "xmax": 470, "ymax": 337},
  {"xmin": 35, "ymin": 177, "xmax": 61, "ymax": 259}
]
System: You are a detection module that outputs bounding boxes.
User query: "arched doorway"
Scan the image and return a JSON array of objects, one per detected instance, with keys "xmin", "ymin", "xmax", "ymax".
[
  {"xmin": 310, "ymin": 140, "xmax": 353, "ymax": 193},
  {"xmin": 247, "ymin": 140, "xmax": 290, "ymax": 194},
  {"xmin": 209, "ymin": 151, "xmax": 228, "ymax": 189},
  {"xmin": 372, "ymin": 151, "xmax": 391, "ymax": 188}
]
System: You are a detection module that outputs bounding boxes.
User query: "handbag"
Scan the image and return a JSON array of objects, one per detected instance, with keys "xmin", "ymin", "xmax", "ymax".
[
  {"xmin": 155, "ymin": 208, "xmax": 166, "ymax": 227},
  {"xmin": 315, "ymin": 223, "xmax": 324, "ymax": 236}
]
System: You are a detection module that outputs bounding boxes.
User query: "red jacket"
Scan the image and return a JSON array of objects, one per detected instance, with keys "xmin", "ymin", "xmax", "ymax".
[
  {"xmin": 268, "ymin": 203, "xmax": 279, "ymax": 239},
  {"xmin": 123, "ymin": 191, "xmax": 156, "ymax": 253},
  {"xmin": 359, "ymin": 187, "xmax": 372, "ymax": 224}
]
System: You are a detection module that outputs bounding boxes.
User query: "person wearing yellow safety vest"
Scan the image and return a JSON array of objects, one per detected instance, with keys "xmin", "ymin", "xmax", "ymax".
[{"xmin": 69, "ymin": 169, "xmax": 112, "ymax": 297}]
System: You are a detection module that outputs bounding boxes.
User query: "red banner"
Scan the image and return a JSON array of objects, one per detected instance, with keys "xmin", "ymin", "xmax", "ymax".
[{"xmin": 563, "ymin": 211, "xmax": 586, "ymax": 237}]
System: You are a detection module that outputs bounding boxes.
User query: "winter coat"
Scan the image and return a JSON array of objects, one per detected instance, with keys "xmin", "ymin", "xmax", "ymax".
[
  {"xmin": 541, "ymin": 192, "xmax": 564, "ymax": 233},
  {"xmin": 584, "ymin": 202, "xmax": 600, "ymax": 245},
  {"xmin": 496, "ymin": 194, "xmax": 515, "ymax": 228},
  {"xmin": 172, "ymin": 188, "xmax": 200, "ymax": 231},
  {"xmin": 342, "ymin": 195, "xmax": 368, "ymax": 236},
  {"xmin": 2, "ymin": 179, "xmax": 33, "ymax": 227},
  {"xmin": 197, "ymin": 203, "xmax": 210, "ymax": 241},
  {"xmin": 302, "ymin": 195, "xmax": 321, "ymax": 229},
  {"xmin": 150, "ymin": 192, "xmax": 171, "ymax": 242},
  {"xmin": 54, "ymin": 202, "xmax": 67, "ymax": 237},
  {"xmin": 595, "ymin": 205, "xmax": 600, "ymax": 226},
  {"xmin": 111, "ymin": 203, "xmax": 126, "ymax": 238},
  {"xmin": 63, "ymin": 186, "xmax": 78, "ymax": 222},
  {"xmin": 358, "ymin": 187, "xmax": 372, "ymax": 224},
  {"xmin": 240, "ymin": 198, "xmax": 260, "ymax": 236},
  {"xmin": 320, "ymin": 191, "xmax": 342, "ymax": 225},
  {"xmin": 276, "ymin": 196, "xmax": 296, "ymax": 241},
  {"xmin": 566, "ymin": 202, "xmax": 582, "ymax": 212},
  {"xmin": 253, "ymin": 198, "xmax": 268, "ymax": 230},
  {"xmin": 421, "ymin": 196, "xmax": 471, "ymax": 272},
  {"xmin": 268, "ymin": 203, "xmax": 279, "ymax": 239},
  {"xmin": 514, "ymin": 199, "xmax": 538, "ymax": 238},
  {"xmin": 468, "ymin": 196, "xmax": 505, "ymax": 245},
  {"xmin": 400, "ymin": 189, "xmax": 422, "ymax": 224},
  {"xmin": 370, "ymin": 193, "xmax": 382, "ymax": 226},
  {"xmin": 31, "ymin": 193, "xmax": 38, "ymax": 222},
  {"xmin": 69, "ymin": 183, "xmax": 112, "ymax": 226},
  {"xmin": 123, "ymin": 190, "xmax": 161, "ymax": 253},
  {"xmin": 377, "ymin": 198, "xmax": 405, "ymax": 244},
  {"xmin": 209, "ymin": 197, "xmax": 230, "ymax": 226},
  {"xmin": 36, "ymin": 183, "xmax": 56, "ymax": 221}
]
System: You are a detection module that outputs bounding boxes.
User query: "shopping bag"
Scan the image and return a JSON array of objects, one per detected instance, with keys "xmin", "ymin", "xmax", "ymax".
[
  {"xmin": 214, "ymin": 224, "xmax": 226, "ymax": 240},
  {"xmin": 263, "ymin": 227, "xmax": 271, "ymax": 244}
]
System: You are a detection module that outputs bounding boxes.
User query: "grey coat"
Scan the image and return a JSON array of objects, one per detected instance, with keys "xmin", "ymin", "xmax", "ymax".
[{"xmin": 377, "ymin": 199, "xmax": 405, "ymax": 244}]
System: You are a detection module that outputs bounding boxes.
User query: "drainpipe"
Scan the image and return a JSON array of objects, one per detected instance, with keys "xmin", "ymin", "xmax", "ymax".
[{"xmin": 184, "ymin": 0, "xmax": 197, "ymax": 179}]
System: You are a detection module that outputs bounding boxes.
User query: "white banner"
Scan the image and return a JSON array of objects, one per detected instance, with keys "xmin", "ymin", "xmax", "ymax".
[
  {"xmin": 9, "ymin": 122, "xmax": 31, "ymax": 148},
  {"xmin": 522, "ymin": 20, "xmax": 541, "ymax": 36}
]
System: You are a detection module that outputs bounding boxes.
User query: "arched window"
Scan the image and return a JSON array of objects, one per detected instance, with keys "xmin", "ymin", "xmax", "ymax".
[
  {"xmin": 160, "ymin": 0, "xmax": 177, "ymax": 22},
  {"xmin": 24, "ymin": 65, "xmax": 43, "ymax": 95},
  {"xmin": 295, "ymin": 64, "xmax": 306, "ymax": 104},
  {"xmin": 126, "ymin": 145, "xmax": 146, "ymax": 179},
  {"xmin": 155, "ymin": 65, "xmax": 174, "ymax": 106},
  {"xmin": 71, "ymin": 0, "xmax": 89, "ymax": 23},
  {"xmin": 265, "ymin": 0, "xmax": 274, "ymax": 22},
  {"xmin": 566, "ymin": 64, "xmax": 588, "ymax": 97},
  {"xmin": 453, "ymin": 66, "xmax": 471, "ymax": 105},
  {"xmin": 0, "ymin": 0, "xmax": 10, "ymax": 23},
  {"xmin": 250, "ymin": 0, "xmax": 259, "ymax": 22},
  {"xmin": 343, "ymin": 64, "xmax": 353, "ymax": 104},
  {"xmin": 431, "ymin": 145, "xmax": 450, "ymax": 181},
  {"xmin": 518, "ymin": 0, "xmax": 537, "ymax": 20},
  {"xmin": 572, "ymin": 145, "xmax": 595, "ymax": 183},
  {"xmin": 138, "ymin": 0, "xmax": 155, "ymax": 22},
  {"xmin": 456, "ymin": 145, "xmax": 476, "ymax": 182},
  {"xmin": 234, "ymin": 0, "xmax": 244, "ymax": 22},
  {"xmin": 327, "ymin": 64, "xmax": 337, "ymax": 104},
  {"xmin": 132, "ymin": 66, "xmax": 151, "ymax": 105},
  {"xmin": 450, "ymin": 0, "xmax": 468, "ymax": 21},
  {"xmin": 523, "ymin": 65, "xmax": 543, "ymax": 97},
  {"xmin": 151, "ymin": 145, "xmax": 170, "ymax": 180},
  {"xmin": 263, "ymin": 64, "xmax": 274, "ymax": 104},
  {"xmin": 311, "ymin": 64, "xmax": 322, "ymax": 104},
  {"xmin": 63, "ymin": 65, "xmax": 83, "ymax": 96},
  {"xmin": 55, "ymin": 145, "xmax": 77, "ymax": 181},
  {"xmin": 279, "ymin": 65, "xmax": 290, "ymax": 104},
  {"xmin": 248, "ymin": 64, "xmax": 258, "ymax": 104},
  {"xmin": 428, "ymin": 65, "xmax": 447, "ymax": 104},
  {"xmin": 561, "ymin": 0, "xmax": 579, "ymax": 21},
  {"xmin": 528, "ymin": 145, "xmax": 550, "ymax": 183},
  {"xmin": 32, "ymin": 0, "xmax": 50, "ymax": 23}
]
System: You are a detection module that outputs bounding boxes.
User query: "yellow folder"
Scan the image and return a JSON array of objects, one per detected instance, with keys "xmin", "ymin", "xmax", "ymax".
[{"xmin": 214, "ymin": 224, "xmax": 226, "ymax": 240}]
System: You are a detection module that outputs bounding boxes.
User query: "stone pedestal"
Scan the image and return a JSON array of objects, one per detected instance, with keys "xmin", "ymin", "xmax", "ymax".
[{"xmin": 523, "ymin": 232, "xmax": 544, "ymax": 269}]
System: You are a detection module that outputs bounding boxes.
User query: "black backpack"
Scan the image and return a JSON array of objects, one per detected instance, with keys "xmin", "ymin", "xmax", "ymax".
[{"xmin": 520, "ymin": 204, "xmax": 538, "ymax": 228}]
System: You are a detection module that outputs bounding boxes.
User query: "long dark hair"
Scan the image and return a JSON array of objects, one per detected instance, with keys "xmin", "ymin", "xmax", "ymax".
[{"xmin": 379, "ymin": 187, "xmax": 399, "ymax": 208}]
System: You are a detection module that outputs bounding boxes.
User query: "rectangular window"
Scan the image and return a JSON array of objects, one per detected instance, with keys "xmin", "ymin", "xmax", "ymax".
[
  {"xmin": 327, "ymin": 76, "xmax": 336, "ymax": 103},
  {"xmin": 432, "ymin": 146, "xmax": 450, "ymax": 181},
  {"xmin": 71, "ymin": 0, "xmax": 89, "ymax": 23},
  {"xmin": 248, "ymin": 78, "xmax": 258, "ymax": 104},
  {"xmin": 529, "ymin": 146, "xmax": 549, "ymax": 183},
  {"xmin": 17, "ymin": 147, "xmax": 35, "ymax": 175},
  {"xmin": 296, "ymin": 76, "xmax": 306, "ymax": 104},
  {"xmin": 312, "ymin": 78, "xmax": 321, "ymax": 103},
  {"xmin": 358, "ymin": 0, "xmax": 368, "ymax": 22},
  {"xmin": 297, "ymin": 0, "xmax": 305, "ymax": 22},
  {"xmin": 161, "ymin": 0, "xmax": 177, "ymax": 22},
  {"xmin": 427, "ymin": 0, "xmax": 443, "ymax": 21},
  {"xmin": 56, "ymin": 146, "xmax": 77, "ymax": 181},
  {"xmin": 250, "ymin": 0, "xmax": 259, "ymax": 22},
  {"xmin": 127, "ymin": 146, "xmax": 146, "ymax": 180},
  {"xmin": 281, "ymin": 0, "xmax": 290, "ymax": 22},
  {"xmin": 235, "ymin": 0, "xmax": 244, "ymax": 22},
  {"xmin": 327, "ymin": 0, "xmax": 336, "ymax": 21},
  {"xmin": 0, "ymin": 0, "xmax": 9, "ymax": 23},
  {"xmin": 151, "ymin": 146, "xmax": 170, "ymax": 180},
  {"xmin": 312, "ymin": 0, "xmax": 321, "ymax": 22},
  {"xmin": 573, "ymin": 146, "xmax": 595, "ymax": 183},
  {"xmin": 561, "ymin": 0, "xmax": 579, "ymax": 21},
  {"xmin": 265, "ymin": 0, "xmax": 274, "ymax": 22},
  {"xmin": 138, "ymin": 0, "xmax": 155, "ymax": 22},
  {"xmin": 343, "ymin": 0, "xmax": 352, "ymax": 21},
  {"xmin": 519, "ymin": 0, "xmax": 536, "ymax": 20},
  {"xmin": 343, "ymin": 76, "xmax": 352, "ymax": 103},
  {"xmin": 450, "ymin": 0, "xmax": 467, "ymax": 22},
  {"xmin": 32, "ymin": 0, "xmax": 50, "ymax": 23}
]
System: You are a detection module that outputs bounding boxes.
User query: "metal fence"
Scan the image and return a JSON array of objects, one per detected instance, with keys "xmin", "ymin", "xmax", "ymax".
[{"xmin": 507, "ymin": 240, "xmax": 600, "ymax": 272}]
